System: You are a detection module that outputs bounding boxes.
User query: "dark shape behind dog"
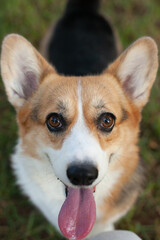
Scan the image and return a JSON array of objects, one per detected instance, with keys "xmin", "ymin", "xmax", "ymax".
[{"xmin": 47, "ymin": 0, "xmax": 118, "ymax": 76}]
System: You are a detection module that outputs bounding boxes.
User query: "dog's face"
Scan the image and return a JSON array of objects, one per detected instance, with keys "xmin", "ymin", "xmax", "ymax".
[
  {"xmin": 1, "ymin": 34, "xmax": 158, "ymax": 239},
  {"xmin": 17, "ymin": 74, "xmax": 140, "ymax": 188}
]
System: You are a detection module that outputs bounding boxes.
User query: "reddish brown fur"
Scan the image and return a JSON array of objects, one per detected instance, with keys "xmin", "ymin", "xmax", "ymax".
[{"xmin": 18, "ymin": 75, "xmax": 79, "ymax": 155}]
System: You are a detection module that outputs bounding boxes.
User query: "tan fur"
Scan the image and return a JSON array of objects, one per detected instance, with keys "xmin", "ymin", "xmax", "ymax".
[
  {"xmin": 100, "ymin": 149, "xmax": 140, "ymax": 222},
  {"xmin": 18, "ymin": 75, "xmax": 79, "ymax": 153}
]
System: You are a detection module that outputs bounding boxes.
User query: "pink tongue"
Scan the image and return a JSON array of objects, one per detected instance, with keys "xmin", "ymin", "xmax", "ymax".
[{"xmin": 58, "ymin": 187, "xmax": 96, "ymax": 240}]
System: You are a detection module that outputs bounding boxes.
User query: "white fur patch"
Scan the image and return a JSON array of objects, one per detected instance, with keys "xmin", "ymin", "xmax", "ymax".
[{"xmin": 12, "ymin": 141, "xmax": 64, "ymax": 229}]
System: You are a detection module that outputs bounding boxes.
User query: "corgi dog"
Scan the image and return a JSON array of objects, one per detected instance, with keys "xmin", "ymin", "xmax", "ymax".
[{"xmin": 0, "ymin": 0, "xmax": 158, "ymax": 239}]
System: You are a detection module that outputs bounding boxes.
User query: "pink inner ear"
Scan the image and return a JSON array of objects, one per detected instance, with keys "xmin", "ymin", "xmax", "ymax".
[
  {"xmin": 122, "ymin": 74, "xmax": 136, "ymax": 98},
  {"xmin": 12, "ymin": 70, "xmax": 38, "ymax": 100},
  {"xmin": 21, "ymin": 70, "xmax": 38, "ymax": 99},
  {"xmin": 122, "ymin": 74, "xmax": 146, "ymax": 101}
]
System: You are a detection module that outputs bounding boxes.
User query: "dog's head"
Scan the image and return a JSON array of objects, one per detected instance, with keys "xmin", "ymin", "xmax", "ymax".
[{"xmin": 1, "ymin": 34, "xmax": 158, "ymax": 239}]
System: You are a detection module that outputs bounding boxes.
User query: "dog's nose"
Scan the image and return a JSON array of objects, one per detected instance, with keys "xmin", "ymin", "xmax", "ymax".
[{"xmin": 67, "ymin": 163, "xmax": 98, "ymax": 186}]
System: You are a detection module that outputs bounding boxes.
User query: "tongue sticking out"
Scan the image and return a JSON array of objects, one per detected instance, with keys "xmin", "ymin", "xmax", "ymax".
[{"xmin": 58, "ymin": 187, "xmax": 96, "ymax": 240}]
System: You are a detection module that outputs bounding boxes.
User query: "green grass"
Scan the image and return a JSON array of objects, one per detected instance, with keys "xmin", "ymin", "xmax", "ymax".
[{"xmin": 0, "ymin": 0, "xmax": 160, "ymax": 240}]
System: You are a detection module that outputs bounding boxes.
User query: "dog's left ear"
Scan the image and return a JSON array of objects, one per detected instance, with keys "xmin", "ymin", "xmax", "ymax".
[
  {"xmin": 1, "ymin": 34, "xmax": 55, "ymax": 109},
  {"xmin": 106, "ymin": 37, "xmax": 158, "ymax": 110}
]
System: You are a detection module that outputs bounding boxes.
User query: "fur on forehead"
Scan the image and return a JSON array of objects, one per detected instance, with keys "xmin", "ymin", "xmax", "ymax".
[
  {"xmin": 1, "ymin": 34, "xmax": 158, "ymax": 114},
  {"xmin": 22, "ymin": 73, "xmax": 138, "ymax": 127},
  {"xmin": 17, "ymin": 71, "xmax": 141, "ymax": 153},
  {"xmin": 30, "ymin": 75, "xmax": 79, "ymax": 122}
]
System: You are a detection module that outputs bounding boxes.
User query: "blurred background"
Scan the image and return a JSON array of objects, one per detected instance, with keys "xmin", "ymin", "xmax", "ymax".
[{"xmin": 0, "ymin": 0, "xmax": 160, "ymax": 240}]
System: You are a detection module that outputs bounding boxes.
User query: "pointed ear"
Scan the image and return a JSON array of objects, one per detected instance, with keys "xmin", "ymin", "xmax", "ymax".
[
  {"xmin": 1, "ymin": 34, "xmax": 56, "ymax": 109},
  {"xmin": 106, "ymin": 37, "xmax": 158, "ymax": 109}
]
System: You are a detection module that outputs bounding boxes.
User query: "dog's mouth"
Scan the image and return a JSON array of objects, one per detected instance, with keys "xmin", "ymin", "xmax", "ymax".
[
  {"xmin": 46, "ymin": 154, "xmax": 97, "ymax": 239},
  {"xmin": 58, "ymin": 185, "xmax": 96, "ymax": 240},
  {"xmin": 65, "ymin": 185, "xmax": 96, "ymax": 197}
]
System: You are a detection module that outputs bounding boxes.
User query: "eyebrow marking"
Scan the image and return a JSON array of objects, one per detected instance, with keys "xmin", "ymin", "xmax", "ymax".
[
  {"xmin": 94, "ymin": 100, "xmax": 106, "ymax": 110},
  {"xmin": 31, "ymin": 103, "xmax": 41, "ymax": 122},
  {"xmin": 121, "ymin": 108, "xmax": 128, "ymax": 122},
  {"xmin": 57, "ymin": 100, "xmax": 67, "ymax": 112}
]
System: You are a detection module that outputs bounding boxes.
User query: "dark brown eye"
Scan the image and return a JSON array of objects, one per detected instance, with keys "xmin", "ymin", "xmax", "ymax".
[
  {"xmin": 98, "ymin": 113, "xmax": 115, "ymax": 132},
  {"xmin": 49, "ymin": 116, "xmax": 61, "ymax": 128},
  {"xmin": 101, "ymin": 115, "xmax": 114, "ymax": 128},
  {"xmin": 46, "ymin": 113, "xmax": 65, "ymax": 132}
]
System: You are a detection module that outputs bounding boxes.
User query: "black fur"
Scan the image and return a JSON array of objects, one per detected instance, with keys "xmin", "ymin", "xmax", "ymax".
[{"xmin": 47, "ymin": 0, "xmax": 118, "ymax": 76}]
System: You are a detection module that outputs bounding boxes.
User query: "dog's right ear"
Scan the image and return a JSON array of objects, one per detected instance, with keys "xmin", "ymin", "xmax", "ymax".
[
  {"xmin": 1, "ymin": 34, "xmax": 56, "ymax": 109},
  {"xmin": 105, "ymin": 37, "xmax": 158, "ymax": 110}
]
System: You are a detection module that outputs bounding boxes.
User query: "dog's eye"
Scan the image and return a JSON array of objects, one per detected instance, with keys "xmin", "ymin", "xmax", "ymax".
[
  {"xmin": 98, "ymin": 113, "xmax": 115, "ymax": 132},
  {"xmin": 46, "ymin": 113, "xmax": 65, "ymax": 132}
]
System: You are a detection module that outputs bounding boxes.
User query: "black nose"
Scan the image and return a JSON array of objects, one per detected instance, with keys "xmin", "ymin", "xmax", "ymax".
[{"xmin": 67, "ymin": 163, "xmax": 98, "ymax": 186}]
